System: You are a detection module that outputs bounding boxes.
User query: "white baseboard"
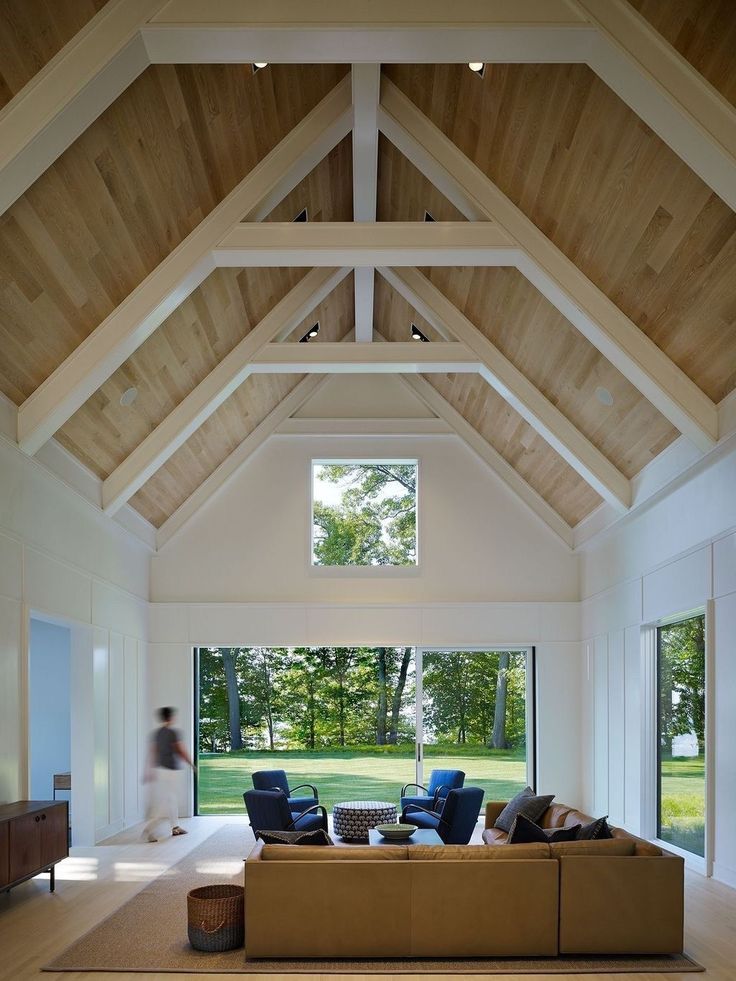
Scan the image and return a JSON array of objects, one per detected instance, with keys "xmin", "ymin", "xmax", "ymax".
[{"xmin": 712, "ymin": 862, "xmax": 736, "ymax": 890}]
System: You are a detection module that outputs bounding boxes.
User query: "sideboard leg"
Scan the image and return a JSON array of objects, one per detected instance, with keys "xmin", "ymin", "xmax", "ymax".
[{"xmin": 49, "ymin": 866, "xmax": 55, "ymax": 893}]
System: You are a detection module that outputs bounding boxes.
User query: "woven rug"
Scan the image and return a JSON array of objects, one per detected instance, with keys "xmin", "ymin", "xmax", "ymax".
[{"xmin": 45, "ymin": 825, "xmax": 704, "ymax": 974}]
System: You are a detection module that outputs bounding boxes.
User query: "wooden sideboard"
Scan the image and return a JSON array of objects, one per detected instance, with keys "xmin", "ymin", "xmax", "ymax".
[{"xmin": 0, "ymin": 801, "xmax": 69, "ymax": 893}]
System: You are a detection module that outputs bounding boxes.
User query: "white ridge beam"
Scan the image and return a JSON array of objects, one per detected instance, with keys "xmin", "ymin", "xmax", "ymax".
[
  {"xmin": 401, "ymin": 374, "xmax": 574, "ymax": 548},
  {"xmin": 102, "ymin": 267, "xmax": 350, "ymax": 515},
  {"xmin": 379, "ymin": 76, "xmax": 719, "ymax": 452},
  {"xmin": 577, "ymin": 0, "xmax": 736, "ymax": 214},
  {"xmin": 213, "ymin": 222, "xmax": 517, "ymax": 266},
  {"xmin": 17, "ymin": 76, "xmax": 353, "ymax": 456},
  {"xmin": 0, "ymin": 0, "xmax": 166, "ymax": 217},
  {"xmin": 155, "ymin": 374, "xmax": 330, "ymax": 549},
  {"xmin": 247, "ymin": 341, "xmax": 478, "ymax": 374},
  {"xmin": 352, "ymin": 63, "xmax": 381, "ymax": 342},
  {"xmin": 382, "ymin": 266, "xmax": 632, "ymax": 511}
]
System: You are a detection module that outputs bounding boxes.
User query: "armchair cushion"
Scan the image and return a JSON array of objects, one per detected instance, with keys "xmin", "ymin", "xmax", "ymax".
[{"xmin": 403, "ymin": 809, "xmax": 441, "ymax": 831}]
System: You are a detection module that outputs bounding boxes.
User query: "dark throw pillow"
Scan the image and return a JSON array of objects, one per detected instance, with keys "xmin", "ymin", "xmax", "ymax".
[
  {"xmin": 576, "ymin": 816, "xmax": 614, "ymax": 840},
  {"xmin": 257, "ymin": 829, "xmax": 333, "ymax": 846},
  {"xmin": 508, "ymin": 814, "xmax": 580, "ymax": 844},
  {"xmin": 494, "ymin": 787, "xmax": 555, "ymax": 833}
]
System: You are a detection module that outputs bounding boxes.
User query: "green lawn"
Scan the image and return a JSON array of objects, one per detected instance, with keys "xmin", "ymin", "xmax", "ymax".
[
  {"xmin": 197, "ymin": 746, "xmax": 527, "ymax": 815},
  {"xmin": 660, "ymin": 755, "xmax": 705, "ymax": 856}
]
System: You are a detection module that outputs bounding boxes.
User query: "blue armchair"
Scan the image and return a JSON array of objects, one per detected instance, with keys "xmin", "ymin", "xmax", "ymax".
[
  {"xmin": 243, "ymin": 789, "xmax": 328, "ymax": 839},
  {"xmin": 401, "ymin": 786, "xmax": 484, "ymax": 844},
  {"xmin": 400, "ymin": 768, "xmax": 465, "ymax": 814},
  {"xmin": 252, "ymin": 769, "xmax": 318, "ymax": 814}
]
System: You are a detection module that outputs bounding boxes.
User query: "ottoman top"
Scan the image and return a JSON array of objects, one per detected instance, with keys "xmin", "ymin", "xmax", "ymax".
[{"xmin": 333, "ymin": 800, "xmax": 396, "ymax": 811}]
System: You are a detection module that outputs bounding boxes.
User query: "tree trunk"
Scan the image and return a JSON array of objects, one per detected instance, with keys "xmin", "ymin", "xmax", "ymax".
[
  {"xmin": 376, "ymin": 648, "xmax": 388, "ymax": 744},
  {"xmin": 491, "ymin": 652, "xmax": 510, "ymax": 749},
  {"xmin": 388, "ymin": 647, "xmax": 411, "ymax": 743},
  {"xmin": 221, "ymin": 648, "xmax": 243, "ymax": 751},
  {"xmin": 261, "ymin": 652, "xmax": 275, "ymax": 751}
]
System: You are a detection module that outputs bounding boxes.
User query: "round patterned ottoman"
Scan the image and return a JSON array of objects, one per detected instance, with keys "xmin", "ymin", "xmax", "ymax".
[{"xmin": 332, "ymin": 800, "xmax": 398, "ymax": 841}]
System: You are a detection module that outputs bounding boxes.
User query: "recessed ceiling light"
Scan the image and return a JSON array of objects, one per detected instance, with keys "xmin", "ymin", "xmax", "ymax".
[
  {"xmin": 595, "ymin": 386, "xmax": 614, "ymax": 407},
  {"xmin": 300, "ymin": 322, "xmax": 320, "ymax": 343},
  {"xmin": 293, "ymin": 207, "xmax": 308, "ymax": 223},
  {"xmin": 120, "ymin": 386, "xmax": 138, "ymax": 407},
  {"xmin": 252, "ymin": 62, "xmax": 268, "ymax": 71},
  {"xmin": 424, "ymin": 210, "xmax": 435, "ymax": 222},
  {"xmin": 468, "ymin": 62, "xmax": 485, "ymax": 77},
  {"xmin": 411, "ymin": 323, "xmax": 429, "ymax": 342}
]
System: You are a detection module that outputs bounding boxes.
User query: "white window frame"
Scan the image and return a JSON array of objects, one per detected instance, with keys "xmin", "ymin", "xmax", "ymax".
[{"xmin": 308, "ymin": 458, "xmax": 420, "ymax": 575}]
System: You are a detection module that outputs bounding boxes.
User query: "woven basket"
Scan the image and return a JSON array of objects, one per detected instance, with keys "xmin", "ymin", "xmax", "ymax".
[{"xmin": 187, "ymin": 884, "xmax": 244, "ymax": 952}]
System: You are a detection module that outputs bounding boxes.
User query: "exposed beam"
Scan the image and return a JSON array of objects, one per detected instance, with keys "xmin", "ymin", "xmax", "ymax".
[
  {"xmin": 142, "ymin": 0, "xmax": 594, "ymax": 64},
  {"xmin": 102, "ymin": 267, "xmax": 350, "ymax": 515},
  {"xmin": 0, "ymin": 0, "xmax": 166, "ymax": 217},
  {"xmin": 352, "ymin": 64, "xmax": 381, "ymax": 342},
  {"xmin": 382, "ymin": 266, "xmax": 632, "ymax": 511},
  {"xmin": 156, "ymin": 374, "xmax": 330, "ymax": 549},
  {"xmin": 577, "ymin": 0, "xmax": 736, "ymax": 214},
  {"xmin": 17, "ymin": 76, "xmax": 353, "ymax": 456},
  {"xmin": 248, "ymin": 342, "xmax": 479, "ymax": 374},
  {"xmin": 277, "ymin": 418, "xmax": 452, "ymax": 436},
  {"xmin": 401, "ymin": 375, "xmax": 574, "ymax": 548},
  {"xmin": 379, "ymin": 77, "xmax": 719, "ymax": 452},
  {"xmin": 213, "ymin": 221, "xmax": 517, "ymax": 266}
]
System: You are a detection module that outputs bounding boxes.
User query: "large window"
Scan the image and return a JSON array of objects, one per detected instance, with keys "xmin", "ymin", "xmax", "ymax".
[
  {"xmin": 311, "ymin": 461, "xmax": 418, "ymax": 566},
  {"xmin": 195, "ymin": 646, "xmax": 534, "ymax": 815},
  {"xmin": 657, "ymin": 614, "xmax": 706, "ymax": 857}
]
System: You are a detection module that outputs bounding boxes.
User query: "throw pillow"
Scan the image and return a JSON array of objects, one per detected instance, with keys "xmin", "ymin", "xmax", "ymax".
[
  {"xmin": 494, "ymin": 787, "xmax": 555, "ymax": 833},
  {"xmin": 508, "ymin": 814, "xmax": 580, "ymax": 844},
  {"xmin": 576, "ymin": 816, "xmax": 613, "ymax": 840},
  {"xmin": 257, "ymin": 829, "xmax": 333, "ymax": 846}
]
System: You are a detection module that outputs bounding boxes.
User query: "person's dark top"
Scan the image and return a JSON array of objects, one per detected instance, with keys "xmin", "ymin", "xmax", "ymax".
[{"xmin": 154, "ymin": 726, "xmax": 180, "ymax": 769}]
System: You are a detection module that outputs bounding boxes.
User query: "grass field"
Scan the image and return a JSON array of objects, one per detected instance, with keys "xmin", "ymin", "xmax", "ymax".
[
  {"xmin": 660, "ymin": 754, "xmax": 705, "ymax": 856},
  {"xmin": 197, "ymin": 746, "xmax": 527, "ymax": 815}
]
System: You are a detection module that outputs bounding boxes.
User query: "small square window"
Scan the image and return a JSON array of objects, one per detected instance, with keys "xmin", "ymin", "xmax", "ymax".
[{"xmin": 311, "ymin": 461, "xmax": 418, "ymax": 567}]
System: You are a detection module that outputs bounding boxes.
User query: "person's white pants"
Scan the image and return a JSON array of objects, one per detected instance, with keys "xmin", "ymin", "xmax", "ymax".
[{"xmin": 144, "ymin": 767, "xmax": 180, "ymax": 838}]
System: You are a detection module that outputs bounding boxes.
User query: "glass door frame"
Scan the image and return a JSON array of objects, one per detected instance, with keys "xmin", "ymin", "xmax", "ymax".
[{"xmin": 414, "ymin": 646, "xmax": 537, "ymax": 792}]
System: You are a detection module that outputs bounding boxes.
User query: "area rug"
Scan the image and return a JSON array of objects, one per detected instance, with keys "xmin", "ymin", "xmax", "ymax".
[{"xmin": 45, "ymin": 825, "xmax": 704, "ymax": 974}]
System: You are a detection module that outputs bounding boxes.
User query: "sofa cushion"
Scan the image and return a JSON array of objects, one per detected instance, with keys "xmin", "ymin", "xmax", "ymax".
[
  {"xmin": 482, "ymin": 826, "xmax": 508, "ymax": 845},
  {"xmin": 258, "ymin": 829, "xmax": 333, "ymax": 846},
  {"xmin": 410, "ymin": 843, "xmax": 551, "ymax": 860},
  {"xmin": 549, "ymin": 838, "xmax": 635, "ymax": 857},
  {"xmin": 494, "ymin": 787, "xmax": 555, "ymax": 833},
  {"xmin": 509, "ymin": 814, "xmax": 580, "ymax": 844},
  {"xmin": 576, "ymin": 816, "xmax": 613, "ymax": 840},
  {"xmin": 261, "ymin": 845, "xmax": 408, "ymax": 861}
]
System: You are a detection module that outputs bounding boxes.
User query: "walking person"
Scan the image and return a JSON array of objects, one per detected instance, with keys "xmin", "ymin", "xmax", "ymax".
[{"xmin": 142, "ymin": 706, "xmax": 195, "ymax": 841}]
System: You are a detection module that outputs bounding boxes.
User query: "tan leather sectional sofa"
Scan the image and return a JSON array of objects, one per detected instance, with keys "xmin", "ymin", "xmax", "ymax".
[{"xmin": 243, "ymin": 799, "xmax": 684, "ymax": 959}]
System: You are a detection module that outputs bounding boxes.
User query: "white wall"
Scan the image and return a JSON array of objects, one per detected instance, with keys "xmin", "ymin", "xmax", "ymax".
[
  {"xmin": 149, "ymin": 414, "xmax": 583, "ymax": 816},
  {"xmin": 0, "ymin": 437, "xmax": 150, "ymax": 843},
  {"xmin": 580, "ymin": 441, "xmax": 736, "ymax": 887},
  {"xmin": 29, "ymin": 618, "xmax": 71, "ymax": 800}
]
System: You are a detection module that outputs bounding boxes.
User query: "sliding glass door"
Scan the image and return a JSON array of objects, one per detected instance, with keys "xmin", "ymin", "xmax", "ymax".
[
  {"xmin": 419, "ymin": 649, "xmax": 534, "ymax": 806},
  {"xmin": 195, "ymin": 646, "xmax": 534, "ymax": 815},
  {"xmin": 657, "ymin": 615, "xmax": 706, "ymax": 857}
]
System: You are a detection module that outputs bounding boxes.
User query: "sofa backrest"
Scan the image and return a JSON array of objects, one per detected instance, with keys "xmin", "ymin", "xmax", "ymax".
[{"xmin": 256, "ymin": 843, "xmax": 408, "ymax": 861}]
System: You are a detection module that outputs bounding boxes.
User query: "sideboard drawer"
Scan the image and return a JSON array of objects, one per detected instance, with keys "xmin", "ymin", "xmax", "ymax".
[
  {"xmin": 40, "ymin": 804, "xmax": 68, "ymax": 867},
  {"xmin": 0, "ymin": 823, "xmax": 8, "ymax": 888},
  {"xmin": 9, "ymin": 812, "xmax": 42, "ymax": 882}
]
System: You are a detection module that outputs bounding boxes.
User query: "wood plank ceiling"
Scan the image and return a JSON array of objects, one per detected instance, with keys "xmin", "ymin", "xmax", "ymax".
[{"xmin": 0, "ymin": 4, "xmax": 735, "ymax": 535}]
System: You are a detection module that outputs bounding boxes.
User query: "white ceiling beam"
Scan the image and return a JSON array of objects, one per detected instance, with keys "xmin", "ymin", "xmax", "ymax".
[
  {"xmin": 155, "ymin": 373, "xmax": 330, "ymax": 549},
  {"xmin": 0, "ymin": 0, "xmax": 166, "ymax": 217},
  {"xmin": 17, "ymin": 76, "xmax": 353, "ymax": 457},
  {"xmin": 142, "ymin": 0, "xmax": 593, "ymax": 64},
  {"xmin": 102, "ymin": 267, "xmax": 350, "ymax": 515},
  {"xmin": 382, "ymin": 266, "xmax": 632, "ymax": 511},
  {"xmin": 576, "ymin": 0, "xmax": 736, "ymax": 214},
  {"xmin": 247, "ymin": 342, "xmax": 478, "ymax": 375},
  {"xmin": 379, "ymin": 77, "xmax": 719, "ymax": 452},
  {"xmin": 213, "ymin": 221, "xmax": 517, "ymax": 267},
  {"xmin": 352, "ymin": 64, "xmax": 381, "ymax": 343},
  {"xmin": 400, "ymin": 374, "xmax": 574, "ymax": 549},
  {"xmin": 277, "ymin": 418, "xmax": 451, "ymax": 436}
]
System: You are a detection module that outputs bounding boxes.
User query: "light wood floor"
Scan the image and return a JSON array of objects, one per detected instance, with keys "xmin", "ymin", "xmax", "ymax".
[{"xmin": 0, "ymin": 815, "xmax": 734, "ymax": 980}]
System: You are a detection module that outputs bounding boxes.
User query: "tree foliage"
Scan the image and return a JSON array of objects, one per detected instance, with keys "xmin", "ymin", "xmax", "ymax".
[
  {"xmin": 659, "ymin": 615, "xmax": 705, "ymax": 750},
  {"xmin": 312, "ymin": 464, "xmax": 417, "ymax": 566}
]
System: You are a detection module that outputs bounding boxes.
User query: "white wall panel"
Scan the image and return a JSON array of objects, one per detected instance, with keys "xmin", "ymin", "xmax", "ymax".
[
  {"xmin": 535, "ymin": 643, "xmax": 582, "ymax": 805},
  {"xmin": 0, "ymin": 533, "xmax": 22, "ymax": 601},
  {"xmin": 93, "ymin": 628, "xmax": 110, "ymax": 834},
  {"xmin": 25, "ymin": 548, "xmax": 91, "ymax": 624},
  {"xmin": 623, "ymin": 624, "xmax": 642, "ymax": 833},
  {"xmin": 713, "ymin": 532, "xmax": 736, "ymax": 599},
  {"xmin": 713, "ymin": 593, "xmax": 736, "ymax": 886},
  {"xmin": 147, "ymin": 643, "xmax": 194, "ymax": 817},
  {"xmin": 581, "ymin": 579, "xmax": 641, "ymax": 637},
  {"xmin": 607, "ymin": 629, "xmax": 625, "ymax": 826},
  {"xmin": 70, "ymin": 624, "xmax": 94, "ymax": 846},
  {"xmin": 187, "ymin": 604, "xmax": 307, "ymax": 647},
  {"xmin": 108, "ymin": 632, "xmax": 125, "ymax": 830},
  {"xmin": 643, "ymin": 546, "xmax": 711, "ymax": 623},
  {"xmin": 592, "ymin": 635, "xmax": 609, "ymax": 817},
  {"xmin": 123, "ymin": 636, "xmax": 141, "ymax": 824},
  {"xmin": 149, "ymin": 603, "xmax": 190, "ymax": 644},
  {"xmin": 0, "ymin": 597, "xmax": 22, "ymax": 802},
  {"xmin": 92, "ymin": 580, "xmax": 147, "ymax": 639}
]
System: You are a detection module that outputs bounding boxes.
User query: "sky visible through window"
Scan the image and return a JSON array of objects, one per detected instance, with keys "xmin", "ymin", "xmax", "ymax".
[{"xmin": 311, "ymin": 461, "xmax": 418, "ymax": 567}]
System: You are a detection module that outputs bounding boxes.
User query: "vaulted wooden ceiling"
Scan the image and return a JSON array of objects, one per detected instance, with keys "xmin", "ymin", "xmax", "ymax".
[{"xmin": 0, "ymin": 0, "xmax": 734, "ymax": 549}]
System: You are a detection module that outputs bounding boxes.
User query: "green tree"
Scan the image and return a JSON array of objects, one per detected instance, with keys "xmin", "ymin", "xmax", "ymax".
[{"xmin": 660, "ymin": 616, "xmax": 705, "ymax": 750}]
